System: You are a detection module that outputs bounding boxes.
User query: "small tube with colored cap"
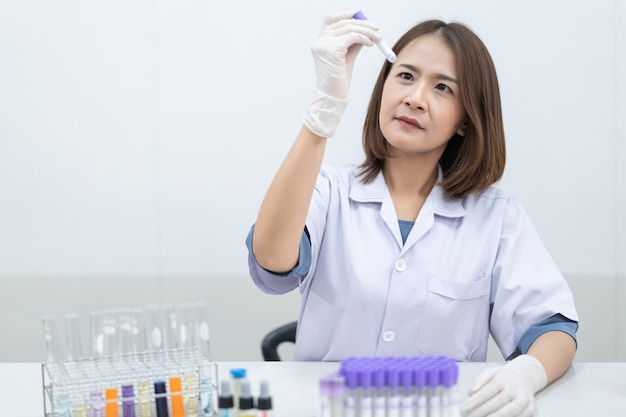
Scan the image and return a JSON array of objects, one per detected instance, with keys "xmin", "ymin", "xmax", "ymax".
[{"xmin": 353, "ymin": 10, "xmax": 397, "ymax": 63}]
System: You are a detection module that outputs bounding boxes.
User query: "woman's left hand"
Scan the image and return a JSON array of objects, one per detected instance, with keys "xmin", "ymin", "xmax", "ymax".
[{"xmin": 461, "ymin": 355, "xmax": 547, "ymax": 417}]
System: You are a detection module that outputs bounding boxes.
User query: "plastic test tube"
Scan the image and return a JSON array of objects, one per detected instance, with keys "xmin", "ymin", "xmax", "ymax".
[
  {"xmin": 439, "ymin": 364, "xmax": 459, "ymax": 417},
  {"xmin": 372, "ymin": 369, "xmax": 386, "ymax": 417},
  {"xmin": 426, "ymin": 367, "xmax": 441, "ymax": 417},
  {"xmin": 352, "ymin": 10, "xmax": 397, "ymax": 63},
  {"xmin": 448, "ymin": 364, "xmax": 462, "ymax": 417},
  {"xmin": 329, "ymin": 374, "xmax": 346, "ymax": 417},
  {"xmin": 413, "ymin": 367, "xmax": 427, "ymax": 417},
  {"xmin": 343, "ymin": 369, "xmax": 358, "ymax": 417},
  {"xmin": 358, "ymin": 367, "xmax": 373, "ymax": 417},
  {"xmin": 399, "ymin": 367, "xmax": 414, "ymax": 417},
  {"xmin": 320, "ymin": 374, "xmax": 345, "ymax": 417},
  {"xmin": 385, "ymin": 368, "xmax": 400, "ymax": 417},
  {"xmin": 319, "ymin": 377, "xmax": 332, "ymax": 417}
]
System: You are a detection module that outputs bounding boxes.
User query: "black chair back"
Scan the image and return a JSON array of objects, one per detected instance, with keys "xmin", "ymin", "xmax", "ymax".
[{"xmin": 261, "ymin": 321, "xmax": 297, "ymax": 361}]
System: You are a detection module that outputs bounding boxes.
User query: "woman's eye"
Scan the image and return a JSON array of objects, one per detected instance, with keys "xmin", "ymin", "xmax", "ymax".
[
  {"xmin": 435, "ymin": 83, "xmax": 452, "ymax": 93},
  {"xmin": 399, "ymin": 72, "xmax": 413, "ymax": 81}
]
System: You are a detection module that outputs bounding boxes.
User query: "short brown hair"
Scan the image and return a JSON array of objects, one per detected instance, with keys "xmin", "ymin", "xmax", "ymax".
[{"xmin": 359, "ymin": 20, "xmax": 506, "ymax": 198}]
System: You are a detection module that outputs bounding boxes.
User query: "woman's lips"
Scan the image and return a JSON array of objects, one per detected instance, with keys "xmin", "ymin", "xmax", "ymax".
[{"xmin": 396, "ymin": 115, "xmax": 423, "ymax": 129}]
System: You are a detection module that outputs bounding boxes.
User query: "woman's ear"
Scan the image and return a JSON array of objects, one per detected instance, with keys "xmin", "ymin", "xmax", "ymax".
[{"xmin": 456, "ymin": 120, "xmax": 467, "ymax": 137}]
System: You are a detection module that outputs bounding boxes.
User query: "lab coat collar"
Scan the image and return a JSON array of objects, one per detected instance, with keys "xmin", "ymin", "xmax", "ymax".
[{"xmin": 349, "ymin": 165, "xmax": 466, "ymax": 219}]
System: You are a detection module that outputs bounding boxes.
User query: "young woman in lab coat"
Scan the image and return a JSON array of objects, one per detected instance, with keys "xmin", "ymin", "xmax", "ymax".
[{"xmin": 246, "ymin": 10, "xmax": 578, "ymax": 417}]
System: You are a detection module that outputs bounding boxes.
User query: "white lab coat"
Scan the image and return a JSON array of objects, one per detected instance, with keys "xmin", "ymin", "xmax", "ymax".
[{"xmin": 248, "ymin": 165, "xmax": 578, "ymax": 361}]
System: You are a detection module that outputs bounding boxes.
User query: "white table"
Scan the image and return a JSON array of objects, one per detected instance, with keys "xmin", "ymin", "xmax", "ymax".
[{"xmin": 2, "ymin": 361, "xmax": 625, "ymax": 416}]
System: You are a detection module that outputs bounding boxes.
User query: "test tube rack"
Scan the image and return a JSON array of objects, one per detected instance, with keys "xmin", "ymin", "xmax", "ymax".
[{"xmin": 42, "ymin": 347, "xmax": 219, "ymax": 417}]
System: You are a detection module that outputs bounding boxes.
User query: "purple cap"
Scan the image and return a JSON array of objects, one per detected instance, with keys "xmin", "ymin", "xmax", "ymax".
[
  {"xmin": 441, "ymin": 366, "xmax": 453, "ymax": 389},
  {"xmin": 359, "ymin": 368, "xmax": 373, "ymax": 390},
  {"xmin": 330, "ymin": 375, "xmax": 346, "ymax": 396},
  {"xmin": 352, "ymin": 10, "xmax": 367, "ymax": 20},
  {"xmin": 319, "ymin": 378, "xmax": 331, "ymax": 396},
  {"xmin": 122, "ymin": 385, "xmax": 134, "ymax": 398},
  {"xmin": 345, "ymin": 369, "xmax": 359, "ymax": 390},
  {"xmin": 373, "ymin": 369, "xmax": 385, "ymax": 390},
  {"xmin": 413, "ymin": 367, "xmax": 426, "ymax": 389},
  {"xmin": 386, "ymin": 368, "xmax": 399, "ymax": 389},
  {"xmin": 426, "ymin": 368, "xmax": 440, "ymax": 389},
  {"xmin": 399, "ymin": 368, "xmax": 413, "ymax": 389}
]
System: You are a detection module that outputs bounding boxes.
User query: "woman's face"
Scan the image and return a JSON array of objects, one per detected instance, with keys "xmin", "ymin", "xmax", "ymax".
[{"xmin": 379, "ymin": 33, "xmax": 466, "ymax": 159}]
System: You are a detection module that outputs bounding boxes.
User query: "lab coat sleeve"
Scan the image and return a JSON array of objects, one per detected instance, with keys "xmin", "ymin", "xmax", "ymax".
[
  {"xmin": 245, "ymin": 225, "xmax": 311, "ymax": 295},
  {"xmin": 489, "ymin": 197, "xmax": 579, "ymax": 359},
  {"xmin": 245, "ymin": 166, "xmax": 333, "ymax": 295}
]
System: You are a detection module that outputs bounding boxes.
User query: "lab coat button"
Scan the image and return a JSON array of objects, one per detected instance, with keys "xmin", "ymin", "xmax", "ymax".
[
  {"xmin": 382, "ymin": 331, "xmax": 395, "ymax": 342},
  {"xmin": 394, "ymin": 259, "xmax": 406, "ymax": 272}
]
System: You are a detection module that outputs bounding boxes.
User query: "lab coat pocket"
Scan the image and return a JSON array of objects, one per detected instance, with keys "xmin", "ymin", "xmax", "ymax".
[{"xmin": 415, "ymin": 276, "xmax": 490, "ymax": 361}]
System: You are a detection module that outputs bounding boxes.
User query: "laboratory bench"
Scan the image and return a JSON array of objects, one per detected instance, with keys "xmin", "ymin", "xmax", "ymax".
[{"xmin": 2, "ymin": 361, "xmax": 625, "ymax": 416}]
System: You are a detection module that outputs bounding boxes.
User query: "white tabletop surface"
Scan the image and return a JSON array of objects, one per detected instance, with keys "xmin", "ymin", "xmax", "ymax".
[{"xmin": 2, "ymin": 361, "xmax": 625, "ymax": 416}]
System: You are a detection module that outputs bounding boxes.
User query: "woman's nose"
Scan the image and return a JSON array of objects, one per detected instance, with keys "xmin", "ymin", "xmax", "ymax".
[{"xmin": 403, "ymin": 82, "xmax": 428, "ymax": 110}]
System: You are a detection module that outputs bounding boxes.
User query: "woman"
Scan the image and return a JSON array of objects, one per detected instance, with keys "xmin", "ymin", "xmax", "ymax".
[{"xmin": 246, "ymin": 10, "xmax": 578, "ymax": 416}]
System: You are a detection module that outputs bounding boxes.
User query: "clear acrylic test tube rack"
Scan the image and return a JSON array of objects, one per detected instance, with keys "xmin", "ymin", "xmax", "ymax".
[{"xmin": 42, "ymin": 347, "xmax": 218, "ymax": 417}]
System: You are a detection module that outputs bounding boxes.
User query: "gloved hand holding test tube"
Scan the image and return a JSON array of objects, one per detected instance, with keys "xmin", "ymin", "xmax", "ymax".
[
  {"xmin": 303, "ymin": 9, "xmax": 396, "ymax": 139},
  {"xmin": 352, "ymin": 10, "xmax": 397, "ymax": 63}
]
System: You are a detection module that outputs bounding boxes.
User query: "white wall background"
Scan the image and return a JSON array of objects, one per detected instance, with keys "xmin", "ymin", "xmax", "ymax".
[{"xmin": 0, "ymin": 0, "xmax": 624, "ymax": 362}]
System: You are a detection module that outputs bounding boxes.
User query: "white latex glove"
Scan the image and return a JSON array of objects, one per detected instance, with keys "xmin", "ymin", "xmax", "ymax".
[
  {"xmin": 461, "ymin": 355, "xmax": 548, "ymax": 417},
  {"xmin": 303, "ymin": 10, "xmax": 381, "ymax": 138}
]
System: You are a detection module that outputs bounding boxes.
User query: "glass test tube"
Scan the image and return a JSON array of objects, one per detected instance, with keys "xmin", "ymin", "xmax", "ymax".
[
  {"xmin": 162, "ymin": 304, "xmax": 186, "ymax": 417},
  {"xmin": 105, "ymin": 382, "xmax": 120, "ymax": 417},
  {"xmin": 118, "ymin": 309, "xmax": 142, "ymax": 417},
  {"xmin": 136, "ymin": 374, "xmax": 153, "ymax": 417},
  {"xmin": 195, "ymin": 302, "xmax": 216, "ymax": 416},
  {"xmin": 43, "ymin": 315, "xmax": 73, "ymax": 417},
  {"xmin": 64, "ymin": 312, "xmax": 92, "ymax": 416},
  {"xmin": 176, "ymin": 303, "xmax": 200, "ymax": 417}
]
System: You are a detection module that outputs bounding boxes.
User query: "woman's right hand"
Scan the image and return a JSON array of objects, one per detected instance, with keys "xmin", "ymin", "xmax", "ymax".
[{"xmin": 304, "ymin": 10, "xmax": 381, "ymax": 138}]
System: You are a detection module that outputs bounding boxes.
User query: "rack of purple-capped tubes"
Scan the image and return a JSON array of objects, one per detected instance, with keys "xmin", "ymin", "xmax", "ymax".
[{"xmin": 319, "ymin": 356, "xmax": 461, "ymax": 417}]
